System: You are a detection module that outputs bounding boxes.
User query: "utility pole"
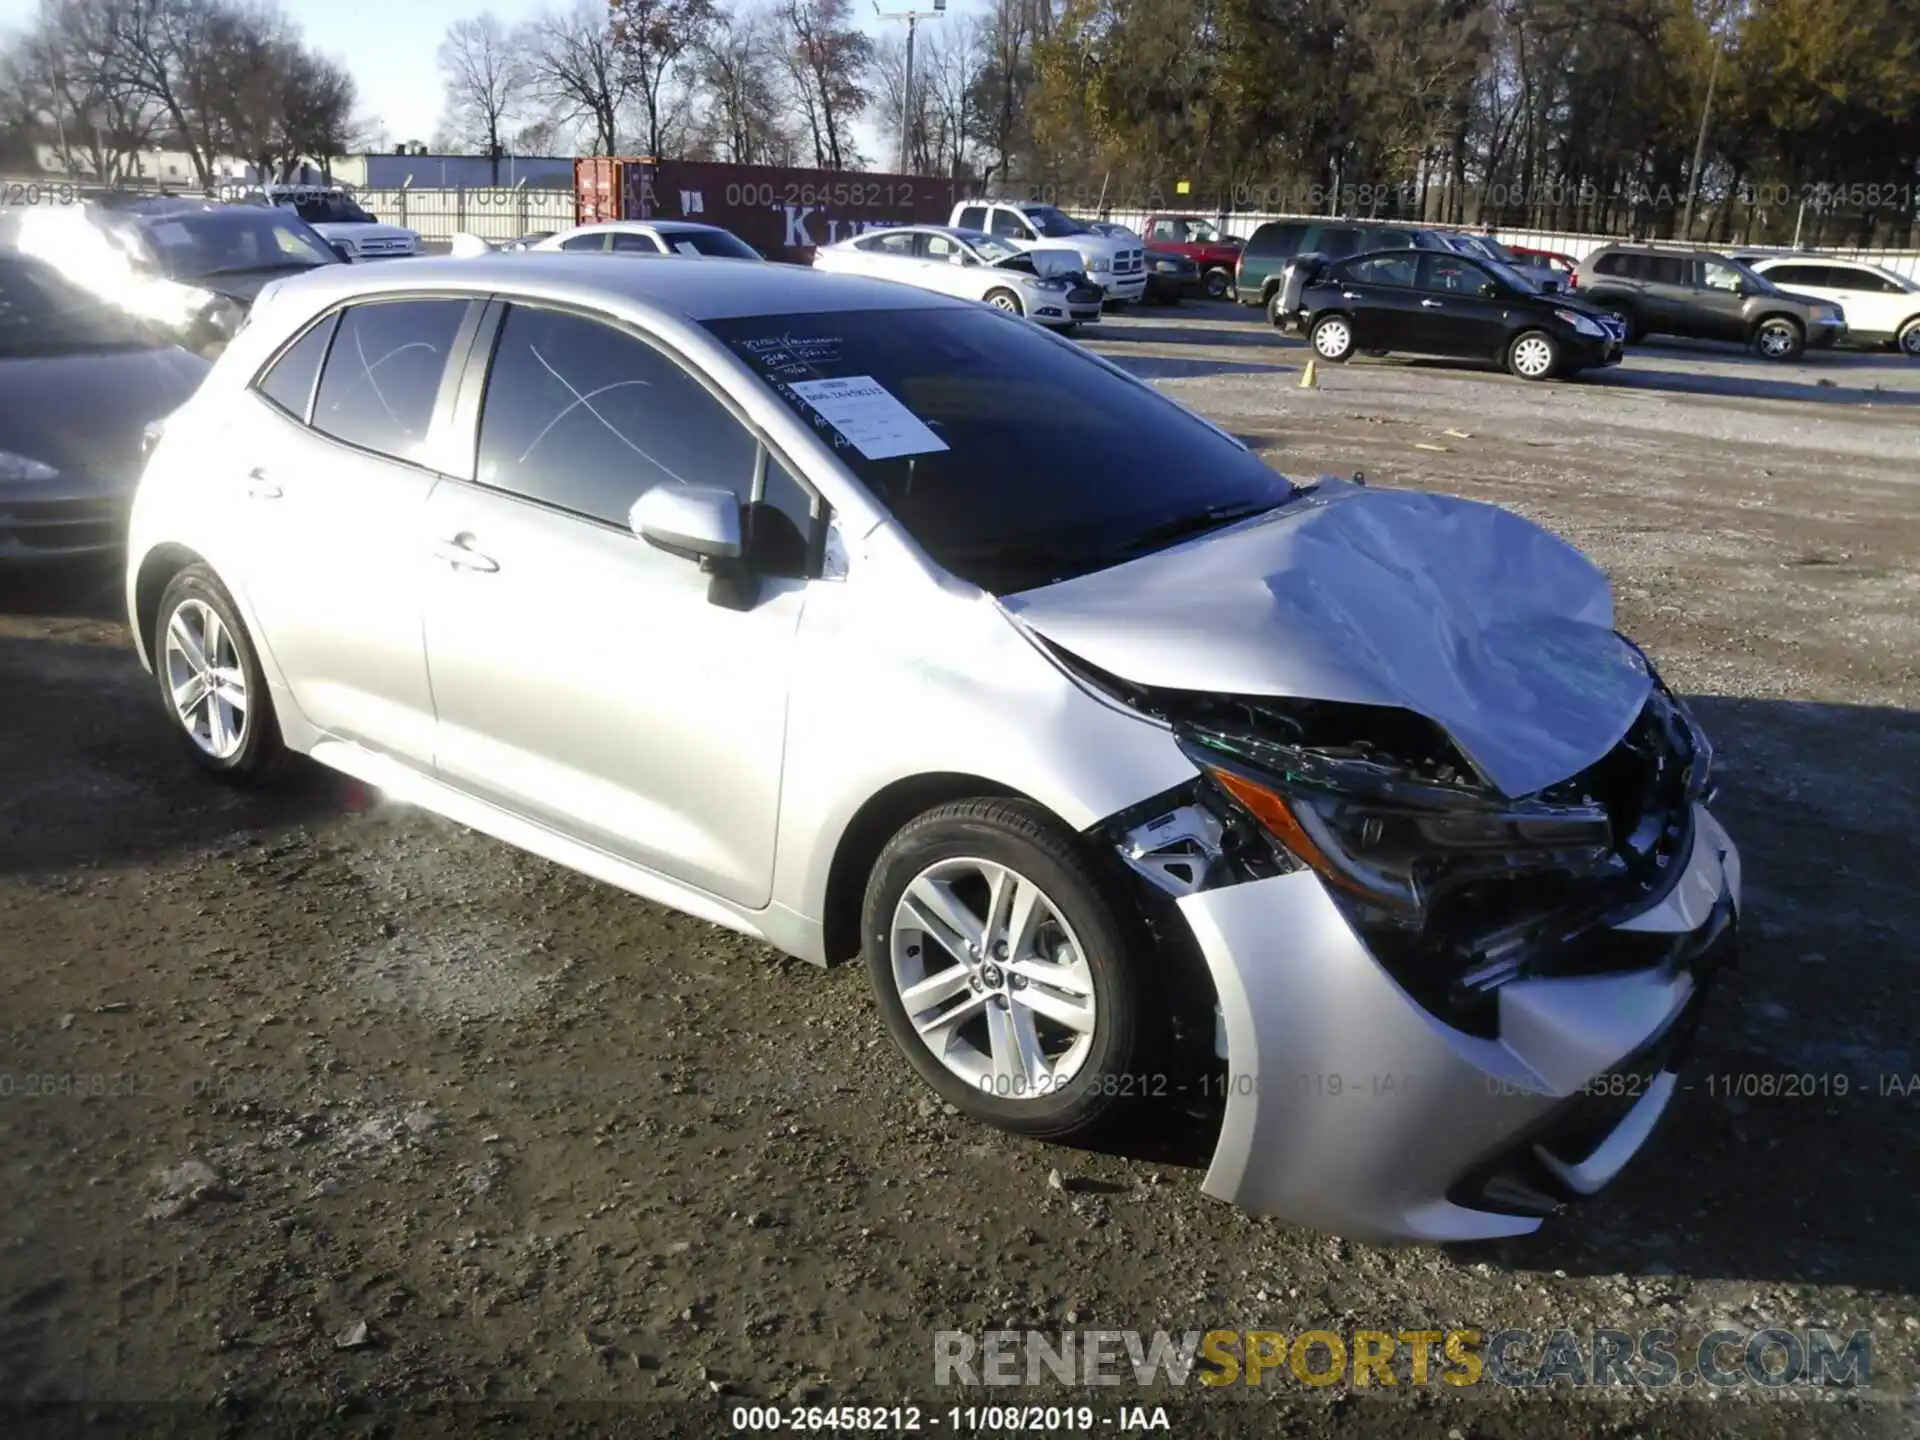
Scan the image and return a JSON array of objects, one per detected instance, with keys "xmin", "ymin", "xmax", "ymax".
[
  {"xmin": 1681, "ymin": 1, "xmax": 1729, "ymax": 241},
  {"xmin": 874, "ymin": 0, "xmax": 945, "ymax": 176}
]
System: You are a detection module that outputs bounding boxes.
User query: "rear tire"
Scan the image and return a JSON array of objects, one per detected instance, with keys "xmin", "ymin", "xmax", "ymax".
[
  {"xmin": 861, "ymin": 799, "xmax": 1151, "ymax": 1142},
  {"xmin": 1204, "ymin": 268, "xmax": 1231, "ymax": 299},
  {"xmin": 1897, "ymin": 317, "xmax": 1920, "ymax": 358},
  {"xmin": 1309, "ymin": 313, "xmax": 1355, "ymax": 361},
  {"xmin": 153, "ymin": 565, "xmax": 286, "ymax": 785},
  {"xmin": 1752, "ymin": 315, "xmax": 1804, "ymax": 361}
]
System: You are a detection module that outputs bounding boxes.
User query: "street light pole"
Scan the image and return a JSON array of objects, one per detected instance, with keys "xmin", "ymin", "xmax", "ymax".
[
  {"xmin": 1681, "ymin": 3, "xmax": 1728, "ymax": 241},
  {"xmin": 874, "ymin": 0, "xmax": 945, "ymax": 176}
]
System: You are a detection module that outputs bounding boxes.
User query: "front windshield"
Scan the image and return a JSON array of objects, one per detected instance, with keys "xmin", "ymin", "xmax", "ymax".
[
  {"xmin": 289, "ymin": 194, "xmax": 376, "ymax": 225},
  {"xmin": 704, "ymin": 308, "xmax": 1295, "ymax": 594},
  {"xmin": 121, "ymin": 210, "xmax": 338, "ymax": 279},
  {"xmin": 964, "ymin": 232, "xmax": 1023, "ymax": 264},
  {"xmin": 0, "ymin": 254, "xmax": 164, "ymax": 356},
  {"xmin": 664, "ymin": 230, "xmax": 762, "ymax": 259},
  {"xmin": 1024, "ymin": 206, "xmax": 1090, "ymax": 239}
]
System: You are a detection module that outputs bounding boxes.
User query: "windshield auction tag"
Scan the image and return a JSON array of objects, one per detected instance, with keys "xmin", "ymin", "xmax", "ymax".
[{"xmin": 786, "ymin": 376, "xmax": 948, "ymax": 461}]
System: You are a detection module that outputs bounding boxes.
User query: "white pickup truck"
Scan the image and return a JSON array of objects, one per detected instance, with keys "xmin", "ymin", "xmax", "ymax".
[
  {"xmin": 949, "ymin": 200, "xmax": 1147, "ymax": 306},
  {"xmin": 253, "ymin": 185, "xmax": 422, "ymax": 260}
]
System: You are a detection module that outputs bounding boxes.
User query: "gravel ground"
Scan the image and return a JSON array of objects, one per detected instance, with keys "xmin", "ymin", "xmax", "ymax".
[{"xmin": 2, "ymin": 304, "xmax": 1918, "ymax": 1438}]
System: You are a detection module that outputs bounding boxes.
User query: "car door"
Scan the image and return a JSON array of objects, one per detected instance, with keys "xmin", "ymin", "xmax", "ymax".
[
  {"xmin": 1801, "ymin": 263, "xmax": 1886, "ymax": 336},
  {"xmin": 1640, "ymin": 254, "xmax": 1697, "ymax": 334},
  {"xmin": 1411, "ymin": 251, "xmax": 1506, "ymax": 357},
  {"xmin": 1331, "ymin": 252, "xmax": 1422, "ymax": 348},
  {"xmin": 916, "ymin": 231, "xmax": 985, "ymax": 299},
  {"xmin": 233, "ymin": 296, "xmax": 477, "ymax": 765},
  {"xmin": 1694, "ymin": 259, "xmax": 1756, "ymax": 341},
  {"xmin": 420, "ymin": 301, "xmax": 812, "ymax": 909},
  {"xmin": 855, "ymin": 228, "xmax": 924, "ymax": 284}
]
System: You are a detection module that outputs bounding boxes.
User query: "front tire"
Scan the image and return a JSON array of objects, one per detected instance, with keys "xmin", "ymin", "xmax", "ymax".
[
  {"xmin": 1752, "ymin": 315, "xmax": 1805, "ymax": 361},
  {"xmin": 862, "ymin": 799, "xmax": 1148, "ymax": 1142},
  {"xmin": 1507, "ymin": 328, "xmax": 1560, "ymax": 381},
  {"xmin": 1310, "ymin": 313, "xmax": 1355, "ymax": 361},
  {"xmin": 984, "ymin": 288, "xmax": 1024, "ymax": 316},
  {"xmin": 153, "ymin": 565, "xmax": 285, "ymax": 784},
  {"xmin": 1897, "ymin": 316, "xmax": 1920, "ymax": 358}
]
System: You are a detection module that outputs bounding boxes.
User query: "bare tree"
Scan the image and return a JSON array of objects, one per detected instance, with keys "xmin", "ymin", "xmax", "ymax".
[
  {"xmin": 692, "ymin": 3, "xmax": 795, "ymax": 163},
  {"xmin": 609, "ymin": 0, "xmax": 716, "ymax": 160},
  {"xmin": 437, "ymin": 13, "xmax": 529, "ymax": 180},
  {"xmin": 872, "ymin": 16, "xmax": 983, "ymax": 176},
  {"xmin": 518, "ymin": 1, "xmax": 634, "ymax": 155},
  {"xmin": 3, "ymin": 0, "xmax": 163, "ymax": 182},
  {"xmin": 775, "ymin": 0, "xmax": 871, "ymax": 169}
]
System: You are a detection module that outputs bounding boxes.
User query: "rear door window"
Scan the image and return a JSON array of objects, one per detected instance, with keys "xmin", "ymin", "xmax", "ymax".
[
  {"xmin": 610, "ymin": 231, "xmax": 662, "ymax": 253},
  {"xmin": 1244, "ymin": 222, "xmax": 1305, "ymax": 258},
  {"xmin": 254, "ymin": 313, "xmax": 338, "ymax": 421},
  {"xmin": 1645, "ymin": 256, "xmax": 1690, "ymax": 286},
  {"xmin": 309, "ymin": 298, "xmax": 470, "ymax": 463},
  {"xmin": 560, "ymin": 232, "xmax": 609, "ymax": 252},
  {"xmin": 1344, "ymin": 254, "xmax": 1419, "ymax": 287}
]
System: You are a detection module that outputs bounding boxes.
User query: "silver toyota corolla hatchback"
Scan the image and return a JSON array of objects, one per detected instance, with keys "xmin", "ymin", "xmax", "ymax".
[{"xmin": 127, "ymin": 255, "xmax": 1739, "ymax": 1243}]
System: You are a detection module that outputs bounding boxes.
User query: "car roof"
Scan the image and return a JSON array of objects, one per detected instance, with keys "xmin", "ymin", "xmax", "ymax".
[
  {"xmin": 258, "ymin": 252, "xmax": 959, "ymax": 321},
  {"xmin": 1587, "ymin": 242, "xmax": 1710, "ymax": 256},
  {"xmin": 571, "ymin": 219, "xmax": 735, "ymax": 236}
]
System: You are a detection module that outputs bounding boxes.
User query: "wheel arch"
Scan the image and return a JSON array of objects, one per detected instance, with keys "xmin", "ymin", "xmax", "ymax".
[
  {"xmin": 132, "ymin": 542, "xmax": 209, "ymax": 670},
  {"xmin": 1749, "ymin": 309, "xmax": 1805, "ymax": 338},
  {"xmin": 820, "ymin": 771, "xmax": 1035, "ymax": 964}
]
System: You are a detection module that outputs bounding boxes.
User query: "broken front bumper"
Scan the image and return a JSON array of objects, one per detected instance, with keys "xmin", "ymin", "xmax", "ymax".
[{"xmin": 1176, "ymin": 804, "xmax": 1740, "ymax": 1244}]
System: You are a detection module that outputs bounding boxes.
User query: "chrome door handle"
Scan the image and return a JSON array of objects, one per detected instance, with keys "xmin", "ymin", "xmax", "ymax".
[
  {"xmin": 246, "ymin": 467, "xmax": 281, "ymax": 499},
  {"xmin": 431, "ymin": 535, "xmax": 499, "ymax": 573},
  {"xmin": 1421, "ymin": 298, "xmax": 1444, "ymax": 308},
  {"xmin": 1341, "ymin": 290, "xmax": 1362, "ymax": 299}
]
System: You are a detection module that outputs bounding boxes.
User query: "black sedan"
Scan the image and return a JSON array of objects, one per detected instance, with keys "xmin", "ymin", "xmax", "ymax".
[
  {"xmin": 1, "ymin": 196, "xmax": 343, "ymax": 357},
  {"xmin": 0, "ymin": 252, "xmax": 208, "ymax": 563},
  {"xmin": 1143, "ymin": 250, "xmax": 1202, "ymax": 304},
  {"xmin": 1278, "ymin": 248, "xmax": 1627, "ymax": 380}
]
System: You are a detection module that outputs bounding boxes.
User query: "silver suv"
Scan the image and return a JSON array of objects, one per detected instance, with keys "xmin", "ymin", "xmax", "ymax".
[{"xmin": 1574, "ymin": 244, "xmax": 1845, "ymax": 360}]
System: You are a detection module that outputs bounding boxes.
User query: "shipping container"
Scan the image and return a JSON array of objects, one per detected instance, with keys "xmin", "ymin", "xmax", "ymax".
[{"xmin": 573, "ymin": 158, "xmax": 959, "ymax": 265}]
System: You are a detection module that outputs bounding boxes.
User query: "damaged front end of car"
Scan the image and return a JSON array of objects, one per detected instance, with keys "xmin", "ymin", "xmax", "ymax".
[{"xmin": 1064, "ymin": 641, "xmax": 1739, "ymax": 1242}]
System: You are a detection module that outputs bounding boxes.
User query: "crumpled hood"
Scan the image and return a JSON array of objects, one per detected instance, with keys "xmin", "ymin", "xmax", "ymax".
[{"xmin": 1001, "ymin": 482, "xmax": 1654, "ymax": 798}]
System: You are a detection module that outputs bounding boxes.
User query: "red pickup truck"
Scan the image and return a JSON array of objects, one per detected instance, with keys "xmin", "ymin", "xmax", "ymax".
[{"xmin": 1138, "ymin": 214, "xmax": 1243, "ymax": 298}]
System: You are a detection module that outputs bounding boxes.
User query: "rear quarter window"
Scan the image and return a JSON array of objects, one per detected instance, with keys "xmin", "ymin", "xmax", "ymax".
[{"xmin": 1244, "ymin": 222, "xmax": 1305, "ymax": 258}]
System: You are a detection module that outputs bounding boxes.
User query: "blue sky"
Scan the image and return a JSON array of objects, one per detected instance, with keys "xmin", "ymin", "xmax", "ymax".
[{"xmin": 0, "ymin": 0, "xmax": 919, "ymax": 159}]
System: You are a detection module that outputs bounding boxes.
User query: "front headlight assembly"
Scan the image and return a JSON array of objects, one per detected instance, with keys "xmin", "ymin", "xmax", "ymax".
[
  {"xmin": 1179, "ymin": 727, "xmax": 1616, "ymax": 928},
  {"xmin": 1555, "ymin": 307, "xmax": 1605, "ymax": 338}
]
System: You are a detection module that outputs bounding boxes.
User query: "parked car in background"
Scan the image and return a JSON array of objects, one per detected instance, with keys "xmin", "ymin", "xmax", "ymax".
[
  {"xmin": 1436, "ymin": 231, "xmax": 1565, "ymax": 292},
  {"xmin": 1285, "ymin": 248, "xmax": 1625, "ymax": 380},
  {"xmin": 1574, "ymin": 244, "xmax": 1845, "ymax": 360},
  {"xmin": 504, "ymin": 231, "xmax": 557, "ymax": 252},
  {"xmin": 950, "ymin": 200, "xmax": 1148, "ymax": 306},
  {"xmin": 127, "ymin": 253, "xmax": 1738, "ymax": 1243},
  {"xmin": 530, "ymin": 220, "xmax": 764, "ymax": 258},
  {"xmin": 0, "ymin": 251, "xmax": 207, "ymax": 563},
  {"xmin": 1143, "ymin": 249, "xmax": 1203, "ymax": 304},
  {"xmin": 1139, "ymin": 214, "xmax": 1243, "ymax": 299},
  {"xmin": 1737, "ymin": 255, "xmax": 1920, "ymax": 356},
  {"xmin": 1508, "ymin": 244, "xmax": 1582, "ymax": 287},
  {"xmin": 1235, "ymin": 220, "xmax": 1451, "ymax": 322},
  {"xmin": 245, "ymin": 184, "xmax": 422, "ymax": 260},
  {"xmin": 812, "ymin": 225, "xmax": 1102, "ymax": 329},
  {"xmin": 0, "ymin": 196, "xmax": 344, "ymax": 356}
]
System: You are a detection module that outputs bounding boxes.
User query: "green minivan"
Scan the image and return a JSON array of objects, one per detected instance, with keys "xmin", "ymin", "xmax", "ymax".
[{"xmin": 1235, "ymin": 220, "xmax": 1452, "ymax": 322}]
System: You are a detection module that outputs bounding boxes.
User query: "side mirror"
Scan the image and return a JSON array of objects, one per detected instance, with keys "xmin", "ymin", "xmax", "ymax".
[
  {"xmin": 632, "ymin": 483, "xmax": 742, "ymax": 561},
  {"xmin": 631, "ymin": 484, "xmax": 759, "ymax": 609},
  {"xmin": 1733, "ymin": 282, "xmax": 1752, "ymax": 297}
]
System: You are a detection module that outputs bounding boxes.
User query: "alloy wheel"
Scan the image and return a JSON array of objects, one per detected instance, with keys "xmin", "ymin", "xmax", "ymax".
[
  {"xmin": 1757, "ymin": 321, "xmax": 1799, "ymax": 358},
  {"xmin": 1512, "ymin": 334, "xmax": 1556, "ymax": 378},
  {"xmin": 163, "ymin": 598, "xmax": 248, "ymax": 759},
  {"xmin": 987, "ymin": 292, "xmax": 1021, "ymax": 313},
  {"xmin": 1900, "ymin": 323, "xmax": 1920, "ymax": 357},
  {"xmin": 889, "ymin": 857, "xmax": 1097, "ymax": 1099}
]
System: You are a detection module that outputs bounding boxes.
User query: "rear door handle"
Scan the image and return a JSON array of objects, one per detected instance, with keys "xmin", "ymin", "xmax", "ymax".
[
  {"xmin": 246, "ymin": 467, "xmax": 281, "ymax": 499},
  {"xmin": 431, "ymin": 534, "xmax": 499, "ymax": 573},
  {"xmin": 1421, "ymin": 298, "xmax": 1444, "ymax": 308},
  {"xmin": 1341, "ymin": 290, "xmax": 1362, "ymax": 300}
]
